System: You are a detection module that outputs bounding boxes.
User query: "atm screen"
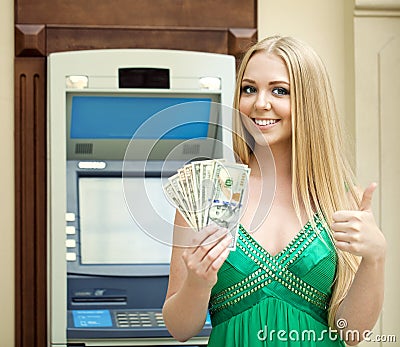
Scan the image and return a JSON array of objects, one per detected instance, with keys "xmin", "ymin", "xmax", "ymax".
[
  {"xmin": 70, "ymin": 96, "xmax": 212, "ymax": 140},
  {"xmin": 78, "ymin": 176, "xmax": 174, "ymax": 265},
  {"xmin": 66, "ymin": 92, "xmax": 222, "ymax": 161}
]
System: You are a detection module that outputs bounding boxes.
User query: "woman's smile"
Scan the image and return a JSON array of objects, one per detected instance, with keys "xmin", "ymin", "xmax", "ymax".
[{"xmin": 252, "ymin": 118, "xmax": 281, "ymax": 128}]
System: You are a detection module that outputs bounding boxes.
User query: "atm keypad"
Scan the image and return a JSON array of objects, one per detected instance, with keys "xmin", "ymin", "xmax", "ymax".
[{"xmin": 115, "ymin": 311, "xmax": 166, "ymax": 328}]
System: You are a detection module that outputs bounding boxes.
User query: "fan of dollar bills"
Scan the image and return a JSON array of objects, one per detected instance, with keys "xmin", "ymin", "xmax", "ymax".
[{"xmin": 163, "ymin": 159, "xmax": 250, "ymax": 249}]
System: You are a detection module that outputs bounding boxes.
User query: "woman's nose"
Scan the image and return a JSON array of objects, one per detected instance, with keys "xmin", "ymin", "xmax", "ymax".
[{"xmin": 254, "ymin": 92, "xmax": 269, "ymax": 110}]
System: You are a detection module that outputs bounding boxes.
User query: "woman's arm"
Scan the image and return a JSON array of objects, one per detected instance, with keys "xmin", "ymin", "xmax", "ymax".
[
  {"xmin": 162, "ymin": 211, "xmax": 231, "ymax": 342},
  {"xmin": 332, "ymin": 183, "xmax": 386, "ymax": 345},
  {"xmin": 335, "ymin": 256, "xmax": 385, "ymax": 345}
]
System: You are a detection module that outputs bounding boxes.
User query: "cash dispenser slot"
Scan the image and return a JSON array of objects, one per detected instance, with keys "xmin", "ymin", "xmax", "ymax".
[
  {"xmin": 72, "ymin": 297, "xmax": 128, "ymax": 304},
  {"xmin": 72, "ymin": 289, "xmax": 128, "ymax": 305}
]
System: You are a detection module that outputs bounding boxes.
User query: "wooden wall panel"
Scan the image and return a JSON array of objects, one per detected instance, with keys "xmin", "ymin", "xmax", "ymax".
[
  {"xmin": 16, "ymin": 0, "xmax": 256, "ymax": 28},
  {"xmin": 14, "ymin": 57, "xmax": 47, "ymax": 347},
  {"xmin": 46, "ymin": 26, "xmax": 228, "ymax": 54},
  {"xmin": 14, "ymin": 24, "xmax": 258, "ymax": 61}
]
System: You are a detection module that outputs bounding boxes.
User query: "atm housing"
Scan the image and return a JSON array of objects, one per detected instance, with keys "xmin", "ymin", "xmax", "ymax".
[{"xmin": 47, "ymin": 49, "xmax": 235, "ymax": 346}]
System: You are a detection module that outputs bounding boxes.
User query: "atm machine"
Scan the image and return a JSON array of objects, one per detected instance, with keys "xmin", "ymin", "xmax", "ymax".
[{"xmin": 47, "ymin": 49, "xmax": 236, "ymax": 346}]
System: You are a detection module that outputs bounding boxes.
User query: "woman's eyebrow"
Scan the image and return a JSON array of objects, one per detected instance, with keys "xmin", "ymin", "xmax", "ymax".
[
  {"xmin": 241, "ymin": 78, "xmax": 289, "ymax": 86},
  {"xmin": 269, "ymin": 80, "xmax": 289, "ymax": 86},
  {"xmin": 242, "ymin": 78, "xmax": 256, "ymax": 83}
]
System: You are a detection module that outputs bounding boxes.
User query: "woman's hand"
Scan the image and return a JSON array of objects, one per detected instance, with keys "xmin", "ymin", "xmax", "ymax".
[
  {"xmin": 331, "ymin": 183, "xmax": 386, "ymax": 263},
  {"xmin": 182, "ymin": 224, "xmax": 232, "ymax": 290},
  {"xmin": 162, "ymin": 220, "xmax": 232, "ymax": 342}
]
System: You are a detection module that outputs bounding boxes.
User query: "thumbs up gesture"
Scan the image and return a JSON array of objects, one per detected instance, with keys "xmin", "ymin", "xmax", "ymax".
[{"xmin": 332, "ymin": 183, "xmax": 386, "ymax": 262}]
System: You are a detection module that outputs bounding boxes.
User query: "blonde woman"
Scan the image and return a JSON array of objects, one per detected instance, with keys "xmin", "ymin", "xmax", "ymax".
[{"xmin": 162, "ymin": 36, "xmax": 386, "ymax": 346}]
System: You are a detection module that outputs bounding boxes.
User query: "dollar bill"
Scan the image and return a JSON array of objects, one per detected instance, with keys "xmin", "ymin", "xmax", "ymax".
[
  {"xmin": 198, "ymin": 159, "xmax": 217, "ymax": 228},
  {"xmin": 191, "ymin": 161, "xmax": 203, "ymax": 229},
  {"xmin": 163, "ymin": 181, "xmax": 195, "ymax": 229},
  {"xmin": 206, "ymin": 161, "xmax": 250, "ymax": 250},
  {"xmin": 168, "ymin": 173, "xmax": 197, "ymax": 228},
  {"xmin": 185, "ymin": 164, "xmax": 202, "ymax": 230}
]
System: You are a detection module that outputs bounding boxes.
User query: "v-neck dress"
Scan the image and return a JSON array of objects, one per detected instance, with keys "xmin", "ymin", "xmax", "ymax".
[{"xmin": 207, "ymin": 215, "xmax": 345, "ymax": 346}]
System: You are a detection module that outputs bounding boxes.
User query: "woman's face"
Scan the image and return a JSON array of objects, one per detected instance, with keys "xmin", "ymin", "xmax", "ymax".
[{"xmin": 239, "ymin": 52, "xmax": 292, "ymax": 151}]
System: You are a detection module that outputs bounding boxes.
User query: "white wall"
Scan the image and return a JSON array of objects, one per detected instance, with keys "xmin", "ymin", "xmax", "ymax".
[
  {"xmin": 354, "ymin": 3, "xmax": 400, "ymax": 345},
  {"xmin": 258, "ymin": 0, "xmax": 356, "ymax": 164},
  {"xmin": 0, "ymin": 0, "xmax": 15, "ymax": 345}
]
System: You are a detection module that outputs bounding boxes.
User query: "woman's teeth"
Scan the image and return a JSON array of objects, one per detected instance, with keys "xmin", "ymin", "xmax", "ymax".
[{"xmin": 254, "ymin": 119, "xmax": 278, "ymax": 126}]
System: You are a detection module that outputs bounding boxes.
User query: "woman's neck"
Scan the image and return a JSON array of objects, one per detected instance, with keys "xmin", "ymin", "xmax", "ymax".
[{"xmin": 251, "ymin": 143, "xmax": 292, "ymax": 183}]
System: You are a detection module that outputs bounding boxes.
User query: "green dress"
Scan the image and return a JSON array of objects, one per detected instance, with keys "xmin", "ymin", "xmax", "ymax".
[{"xmin": 208, "ymin": 215, "xmax": 345, "ymax": 346}]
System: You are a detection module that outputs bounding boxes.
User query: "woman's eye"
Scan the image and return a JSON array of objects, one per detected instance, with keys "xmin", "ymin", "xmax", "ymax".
[
  {"xmin": 242, "ymin": 85, "xmax": 257, "ymax": 94},
  {"xmin": 272, "ymin": 87, "xmax": 289, "ymax": 96}
]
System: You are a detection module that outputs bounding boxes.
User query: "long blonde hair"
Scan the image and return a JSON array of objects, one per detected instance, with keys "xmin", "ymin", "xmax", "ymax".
[{"xmin": 233, "ymin": 35, "xmax": 360, "ymax": 328}]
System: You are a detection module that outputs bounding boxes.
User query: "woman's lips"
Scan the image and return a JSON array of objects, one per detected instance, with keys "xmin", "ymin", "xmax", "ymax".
[{"xmin": 253, "ymin": 118, "xmax": 280, "ymax": 128}]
